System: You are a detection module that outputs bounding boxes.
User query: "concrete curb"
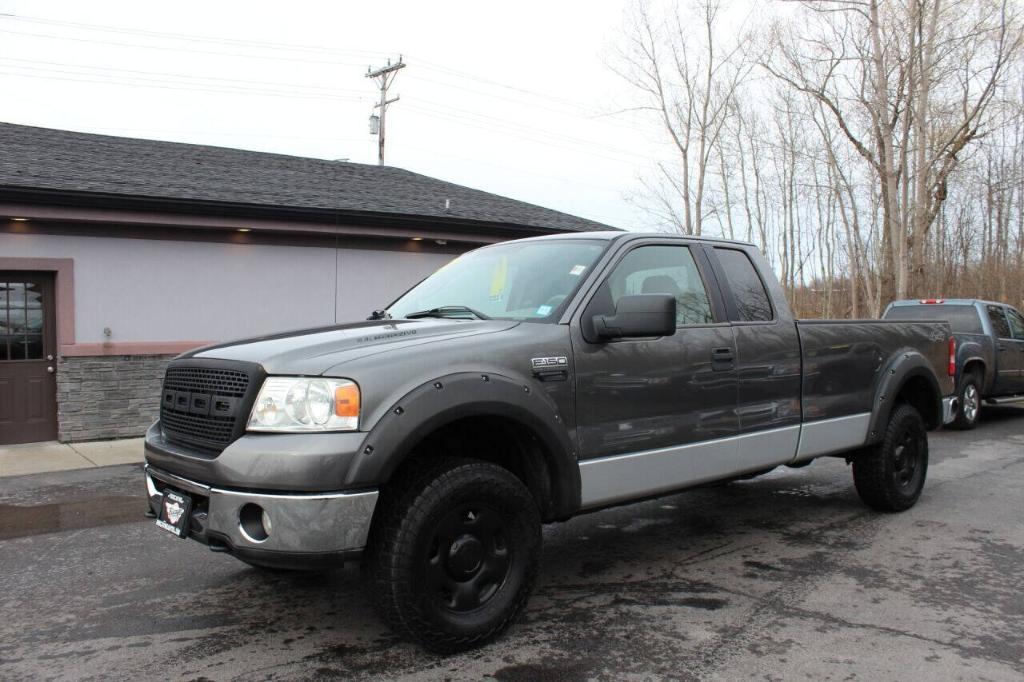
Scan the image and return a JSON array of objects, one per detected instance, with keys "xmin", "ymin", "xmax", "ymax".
[{"xmin": 0, "ymin": 438, "xmax": 144, "ymax": 478}]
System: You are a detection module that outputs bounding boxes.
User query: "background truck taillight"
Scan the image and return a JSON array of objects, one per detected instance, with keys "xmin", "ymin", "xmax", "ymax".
[{"xmin": 948, "ymin": 337, "xmax": 956, "ymax": 376}]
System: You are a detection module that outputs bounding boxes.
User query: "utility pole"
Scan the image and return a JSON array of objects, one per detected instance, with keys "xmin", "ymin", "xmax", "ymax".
[{"xmin": 366, "ymin": 56, "xmax": 405, "ymax": 165}]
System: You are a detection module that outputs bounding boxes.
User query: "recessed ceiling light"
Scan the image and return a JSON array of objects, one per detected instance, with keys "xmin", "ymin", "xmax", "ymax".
[
  {"xmin": 237, "ymin": 228, "xmax": 251, "ymax": 232},
  {"xmin": 411, "ymin": 237, "xmax": 423, "ymax": 241},
  {"xmin": 435, "ymin": 239, "xmax": 448, "ymax": 245},
  {"xmin": 11, "ymin": 217, "xmax": 29, "ymax": 222}
]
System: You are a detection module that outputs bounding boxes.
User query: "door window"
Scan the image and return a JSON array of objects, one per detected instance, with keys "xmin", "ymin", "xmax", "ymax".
[
  {"xmin": 598, "ymin": 245, "xmax": 714, "ymax": 326},
  {"xmin": 0, "ymin": 281, "xmax": 45, "ymax": 361},
  {"xmin": 1006, "ymin": 308, "xmax": 1024, "ymax": 340},
  {"xmin": 713, "ymin": 248, "xmax": 774, "ymax": 321},
  {"xmin": 987, "ymin": 305, "xmax": 1012, "ymax": 339}
]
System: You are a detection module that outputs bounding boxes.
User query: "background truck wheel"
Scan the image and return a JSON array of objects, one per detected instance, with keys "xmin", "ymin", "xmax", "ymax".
[
  {"xmin": 853, "ymin": 403, "xmax": 928, "ymax": 512},
  {"xmin": 367, "ymin": 458, "xmax": 541, "ymax": 653},
  {"xmin": 949, "ymin": 372, "xmax": 981, "ymax": 430}
]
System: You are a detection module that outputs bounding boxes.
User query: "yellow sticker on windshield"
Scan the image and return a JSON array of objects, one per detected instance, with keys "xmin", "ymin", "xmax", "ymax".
[{"xmin": 490, "ymin": 256, "xmax": 508, "ymax": 297}]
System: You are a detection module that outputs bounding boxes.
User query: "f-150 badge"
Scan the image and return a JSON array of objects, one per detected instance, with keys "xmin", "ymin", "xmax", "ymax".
[{"xmin": 531, "ymin": 356, "xmax": 567, "ymax": 369}]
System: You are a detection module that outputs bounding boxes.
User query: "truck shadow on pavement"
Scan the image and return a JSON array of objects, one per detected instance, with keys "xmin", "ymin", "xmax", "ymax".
[{"xmin": 225, "ymin": 460, "xmax": 898, "ymax": 677}]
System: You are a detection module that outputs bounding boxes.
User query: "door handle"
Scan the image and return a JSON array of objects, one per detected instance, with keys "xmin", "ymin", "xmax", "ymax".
[{"xmin": 711, "ymin": 347, "xmax": 734, "ymax": 371}]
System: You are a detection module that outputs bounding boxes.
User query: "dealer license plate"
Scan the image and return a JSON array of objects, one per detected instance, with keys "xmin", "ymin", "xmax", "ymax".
[{"xmin": 155, "ymin": 489, "xmax": 192, "ymax": 538}]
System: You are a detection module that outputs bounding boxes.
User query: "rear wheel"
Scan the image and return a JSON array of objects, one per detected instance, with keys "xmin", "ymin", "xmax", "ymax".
[
  {"xmin": 367, "ymin": 459, "xmax": 541, "ymax": 653},
  {"xmin": 853, "ymin": 403, "xmax": 928, "ymax": 512},
  {"xmin": 949, "ymin": 372, "xmax": 981, "ymax": 430}
]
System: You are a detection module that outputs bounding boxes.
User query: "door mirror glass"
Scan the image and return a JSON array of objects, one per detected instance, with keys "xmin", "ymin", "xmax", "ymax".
[{"xmin": 593, "ymin": 294, "xmax": 677, "ymax": 340}]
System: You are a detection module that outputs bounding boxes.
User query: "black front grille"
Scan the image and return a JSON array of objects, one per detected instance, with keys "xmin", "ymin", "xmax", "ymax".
[{"xmin": 160, "ymin": 365, "xmax": 254, "ymax": 452}]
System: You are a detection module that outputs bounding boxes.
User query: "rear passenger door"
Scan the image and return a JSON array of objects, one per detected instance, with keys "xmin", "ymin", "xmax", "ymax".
[
  {"xmin": 987, "ymin": 305, "xmax": 1021, "ymax": 394},
  {"xmin": 706, "ymin": 247, "xmax": 802, "ymax": 438},
  {"xmin": 1004, "ymin": 307, "xmax": 1024, "ymax": 393}
]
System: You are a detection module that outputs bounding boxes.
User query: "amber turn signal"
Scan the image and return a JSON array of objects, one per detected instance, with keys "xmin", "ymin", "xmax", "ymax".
[{"xmin": 335, "ymin": 383, "xmax": 361, "ymax": 418}]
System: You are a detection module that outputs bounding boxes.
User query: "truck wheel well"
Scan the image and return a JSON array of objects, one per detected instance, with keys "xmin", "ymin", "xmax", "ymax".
[
  {"xmin": 895, "ymin": 375, "xmax": 941, "ymax": 430},
  {"xmin": 961, "ymin": 359, "xmax": 984, "ymax": 381},
  {"xmin": 387, "ymin": 415, "xmax": 557, "ymax": 520}
]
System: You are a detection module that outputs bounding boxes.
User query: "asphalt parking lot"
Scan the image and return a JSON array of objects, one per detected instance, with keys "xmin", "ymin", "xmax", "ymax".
[{"xmin": 2, "ymin": 407, "xmax": 1023, "ymax": 681}]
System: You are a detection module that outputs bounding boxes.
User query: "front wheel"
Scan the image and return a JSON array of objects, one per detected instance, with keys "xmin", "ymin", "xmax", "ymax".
[
  {"xmin": 367, "ymin": 459, "xmax": 541, "ymax": 653},
  {"xmin": 853, "ymin": 403, "xmax": 928, "ymax": 512},
  {"xmin": 949, "ymin": 373, "xmax": 981, "ymax": 430}
]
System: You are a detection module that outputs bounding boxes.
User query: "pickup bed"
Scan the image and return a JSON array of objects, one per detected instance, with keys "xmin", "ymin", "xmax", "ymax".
[
  {"xmin": 884, "ymin": 299, "xmax": 1024, "ymax": 428},
  {"xmin": 144, "ymin": 232, "xmax": 956, "ymax": 652}
]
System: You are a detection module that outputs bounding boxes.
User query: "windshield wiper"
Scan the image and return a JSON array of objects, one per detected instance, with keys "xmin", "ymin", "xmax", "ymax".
[{"xmin": 405, "ymin": 305, "xmax": 491, "ymax": 320}]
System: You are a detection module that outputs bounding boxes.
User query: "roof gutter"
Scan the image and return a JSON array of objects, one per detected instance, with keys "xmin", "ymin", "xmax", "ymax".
[{"xmin": 0, "ymin": 186, "xmax": 600, "ymax": 240}]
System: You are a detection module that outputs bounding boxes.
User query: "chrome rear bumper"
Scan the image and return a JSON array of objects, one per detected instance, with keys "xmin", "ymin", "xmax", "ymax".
[
  {"xmin": 942, "ymin": 396, "xmax": 959, "ymax": 425},
  {"xmin": 145, "ymin": 464, "xmax": 378, "ymax": 557}
]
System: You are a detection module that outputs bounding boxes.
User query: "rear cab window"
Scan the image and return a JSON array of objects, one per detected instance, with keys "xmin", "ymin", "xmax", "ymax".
[
  {"xmin": 884, "ymin": 304, "xmax": 984, "ymax": 334},
  {"xmin": 986, "ymin": 305, "xmax": 1013, "ymax": 339},
  {"xmin": 713, "ymin": 247, "xmax": 773, "ymax": 322}
]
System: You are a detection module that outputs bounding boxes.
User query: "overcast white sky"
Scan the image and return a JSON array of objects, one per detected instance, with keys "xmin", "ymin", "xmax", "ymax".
[{"xmin": 0, "ymin": 0, "xmax": 679, "ymax": 229}]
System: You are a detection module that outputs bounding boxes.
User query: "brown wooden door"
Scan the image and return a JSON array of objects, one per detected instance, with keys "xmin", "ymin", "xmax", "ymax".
[{"xmin": 0, "ymin": 274, "xmax": 58, "ymax": 444}]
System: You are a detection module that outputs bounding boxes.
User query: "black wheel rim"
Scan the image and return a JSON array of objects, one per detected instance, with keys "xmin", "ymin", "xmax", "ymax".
[
  {"xmin": 424, "ymin": 504, "xmax": 512, "ymax": 613},
  {"xmin": 892, "ymin": 428, "xmax": 924, "ymax": 489}
]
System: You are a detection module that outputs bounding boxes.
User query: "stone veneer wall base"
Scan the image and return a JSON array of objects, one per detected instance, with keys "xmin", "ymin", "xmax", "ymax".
[{"xmin": 56, "ymin": 354, "xmax": 174, "ymax": 442}]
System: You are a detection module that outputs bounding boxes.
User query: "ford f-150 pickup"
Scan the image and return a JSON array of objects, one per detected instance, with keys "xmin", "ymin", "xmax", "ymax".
[{"xmin": 144, "ymin": 231, "xmax": 957, "ymax": 652}]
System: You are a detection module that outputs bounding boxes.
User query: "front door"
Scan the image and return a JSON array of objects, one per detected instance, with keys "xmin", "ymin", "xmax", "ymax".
[
  {"xmin": 0, "ymin": 274, "xmax": 58, "ymax": 444},
  {"xmin": 572, "ymin": 242, "xmax": 739, "ymax": 508}
]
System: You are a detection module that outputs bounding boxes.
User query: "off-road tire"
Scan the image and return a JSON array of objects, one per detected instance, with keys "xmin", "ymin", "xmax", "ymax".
[
  {"xmin": 367, "ymin": 458, "xmax": 541, "ymax": 653},
  {"xmin": 949, "ymin": 371, "xmax": 982, "ymax": 431},
  {"xmin": 853, "ymin": 403, "xmax": 928, "ymax": 512}
]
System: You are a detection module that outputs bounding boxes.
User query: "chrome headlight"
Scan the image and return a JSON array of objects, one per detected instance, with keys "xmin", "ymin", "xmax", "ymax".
[{"xmin": 247, "ymin": 377, "xmax": 360, "ymax": 432}]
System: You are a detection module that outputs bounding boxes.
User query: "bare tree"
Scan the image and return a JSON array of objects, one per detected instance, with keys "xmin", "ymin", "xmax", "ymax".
[
  {"xmin": 764, "ymin": 0, "xmax": 1023, "ymax": 299},
  {"xmin": 616, "ymin": 0, "xmax": 757, "ymax": 235}
]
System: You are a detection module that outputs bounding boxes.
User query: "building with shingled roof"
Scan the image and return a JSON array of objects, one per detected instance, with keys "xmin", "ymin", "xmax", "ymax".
[{"xmin": 0, "ymin": 122, "xmax": 615, "ymax": 444}]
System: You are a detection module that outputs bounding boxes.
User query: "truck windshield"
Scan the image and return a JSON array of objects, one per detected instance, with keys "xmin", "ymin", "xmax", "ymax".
[
  {"xmin": 884, "ymin": 304, "xmax": 984, "ymax": 334},
  {"xmin": 388, "ymin": 239, "xmax": 607, "ymax": 322}
]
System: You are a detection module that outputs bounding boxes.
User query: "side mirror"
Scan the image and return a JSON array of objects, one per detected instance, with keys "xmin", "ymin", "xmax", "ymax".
[{"xmin": 593, "ymin": 294, "xmax": 676, "ymax": 340}]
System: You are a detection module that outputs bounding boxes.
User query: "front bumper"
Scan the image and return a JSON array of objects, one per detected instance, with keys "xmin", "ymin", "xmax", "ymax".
[
  {"xmin": 942, "ymin": 395, "xmax": 959, "ymax": 425},
  {"xmin": 145, "ymin": 464, "xmax": 378, "ymax": 567}
]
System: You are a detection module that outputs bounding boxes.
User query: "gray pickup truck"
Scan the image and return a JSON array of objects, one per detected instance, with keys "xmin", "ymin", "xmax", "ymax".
[
  {"xmin": 883, "ymin": 299, "xmax": 1024, "ymax": 429},
  {"xmin": 144, "ymin": 232, "xmax": 956, "ymax": 652}
]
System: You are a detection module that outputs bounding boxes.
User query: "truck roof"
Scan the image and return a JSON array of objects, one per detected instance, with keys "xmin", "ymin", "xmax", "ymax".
[
  {"xmin": 514, "ymin": 230, "xmax": 757, "ymax": 248},
  {"xmin": 888, "ymin": 299, "xmax": 1005, "ymax": 307}
]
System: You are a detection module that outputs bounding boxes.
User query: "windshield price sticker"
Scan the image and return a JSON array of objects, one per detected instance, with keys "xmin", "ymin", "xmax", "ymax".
[{"xmin": 569, "ymin": 265, "xmax": 587, "ymax": 276}]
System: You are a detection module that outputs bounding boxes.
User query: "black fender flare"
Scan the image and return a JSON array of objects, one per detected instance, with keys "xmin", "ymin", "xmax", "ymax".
[
  {"xmin": 957, "ymin": 350, "xmax": 989, "ymax": 391},
  {"xmin": 343, "ymin": 371, "xmax": 580, "ymax": 518},
  {"xmin": 866, "ymin": 349, "xmax": 944, "ymax": 441}
]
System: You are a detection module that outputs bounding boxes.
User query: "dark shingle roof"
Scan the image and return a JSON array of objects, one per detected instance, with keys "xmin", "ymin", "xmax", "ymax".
[{"xmin": 0, "ymin": 122, "xmax": 615, "ymax": 233}]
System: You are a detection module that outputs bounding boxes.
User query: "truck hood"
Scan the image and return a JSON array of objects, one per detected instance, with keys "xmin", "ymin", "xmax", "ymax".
[{"xmin": 182, "ymin": 318, "xmax": 520, "ymax": 375}]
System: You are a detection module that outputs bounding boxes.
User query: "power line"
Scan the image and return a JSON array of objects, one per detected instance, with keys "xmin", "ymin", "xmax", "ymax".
[
  {"xmin": 0, "ymin": 66, "xmax": 363, "ymax": 102},
  {"xmin": 0, "ymin": 14, "xmax": 649, "ymax": 132},
  {"xmin": 0, "ymin": 28, "xmax": 370, "ymax": 66},
  {"xmin": 406, "ymin": 100, "xmax": 655, "ymax": 163},
  {"xmin": 0, "ymin": 14, "xmax": 394, "ymax": 58},
  {"xmin": 0, "ymin": 56, "xmax": 366, "ymax": 95}
]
